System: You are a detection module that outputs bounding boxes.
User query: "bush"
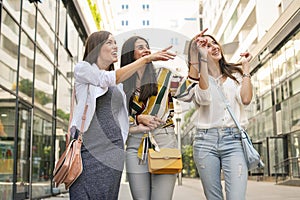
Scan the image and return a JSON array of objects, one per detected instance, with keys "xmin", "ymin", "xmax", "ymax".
[{"xmin": 182, "ymin": 145, "xmax": 199, "ymax": 178}]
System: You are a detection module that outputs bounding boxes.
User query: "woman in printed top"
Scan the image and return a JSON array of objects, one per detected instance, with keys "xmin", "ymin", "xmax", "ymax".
[
  {"xmin": 177, "ymin": 28, "xmax": 253, "ymax": 200},
  {"xmin": 69, "ymin": 31, "xmax": 175, "ymax": 200},
  {"xmin": 120, "ymin": 36, "xmax": 179, "ymax": 200}
]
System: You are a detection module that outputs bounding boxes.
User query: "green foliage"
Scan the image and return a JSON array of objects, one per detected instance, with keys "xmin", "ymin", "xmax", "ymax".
[
  {"xmin": 184, "ymin": 107, "xmax": 195, "ymax": 122},
  {"xmin": 182, "ymin": 145, "xmax": 198, "ymax": 178},
  {"xmin": 19, "ymin": 79, "xmax": 52, "ymax": 105},
  {"xmin": 35, "ymin": 90, "xmax": 52, "ymax": 105},
  {"xmin": 57, "ymin": 109, "xmax": 70, "ymax": 122},
  {"xmin": 87, "ymin": 0, "xmax": 101, "ymax": 30},
  {"xmin": 43, "ymin": 146, "xmax": 51, "ymax": 156},
  {"xmin": 181, "ymin": 108, "xmax": 196, "ymax": 130},
  {"xmin": 19, "ymin": 79, "xmax": 33, "ymax": 97}
]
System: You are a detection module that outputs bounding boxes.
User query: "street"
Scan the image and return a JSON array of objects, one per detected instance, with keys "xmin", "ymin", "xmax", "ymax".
[{"xmin": 45, "ymin": 177, "xmax": 300, "ymax": 200}]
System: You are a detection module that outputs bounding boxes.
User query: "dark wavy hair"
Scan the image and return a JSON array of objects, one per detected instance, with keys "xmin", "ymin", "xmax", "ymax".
[
  {"xmin": 120, "ymin": 36, "xmax": 158, "ymax": 106},
  {"xmin": 83, "ymin": 31, "xmax": 114, "ymax": 71},
  {"xmin": 188, "ymin": 34, "xmax": 243, "ymax": 83}
]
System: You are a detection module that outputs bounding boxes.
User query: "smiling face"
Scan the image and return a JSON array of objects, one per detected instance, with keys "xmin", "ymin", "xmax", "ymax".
[
  {"xmin": 203, "ymin": 36, "xmax": 222, "ymax": 62},
  {"xmin": 133, "ymin": 39, "xmax": 151, "ymax": 60},
  {"xmin": 97, "ymin": 34, "xmax": 118, "ymax": 70}
]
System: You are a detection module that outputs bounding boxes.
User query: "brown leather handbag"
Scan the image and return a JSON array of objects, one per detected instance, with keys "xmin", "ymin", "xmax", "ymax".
[
  {"xmin": 148, "ymin": 148, "xmax": 183, "ymax": 174},
  {"xmin": 53, "ymin": 87, "xmax": 88, "ymax": 189}
]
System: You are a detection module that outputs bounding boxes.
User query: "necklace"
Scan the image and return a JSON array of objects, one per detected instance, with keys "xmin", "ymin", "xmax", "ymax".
[{"xmin": 213, "ymin": 74, "xmax": 224, "ymax": 85}]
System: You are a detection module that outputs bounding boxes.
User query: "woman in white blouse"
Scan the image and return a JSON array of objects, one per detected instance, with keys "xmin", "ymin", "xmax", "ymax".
[
  {"xmin": 69, "ymin": 31, "xmax": 175, "ymax": 200},
  {"xmin": 185, "ymin": 28, "xmax": 253, "ymax": 200}
]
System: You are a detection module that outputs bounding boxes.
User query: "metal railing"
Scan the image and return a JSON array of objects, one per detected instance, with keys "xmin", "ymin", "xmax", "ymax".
[{"xmin": 273, "ymin": 156, "xmax": 300, "ymax": 183}]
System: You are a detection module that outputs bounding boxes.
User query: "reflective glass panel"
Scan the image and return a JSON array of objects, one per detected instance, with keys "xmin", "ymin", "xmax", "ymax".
[
  {"xmin": 37, "ymin": 0, "xmax": 56, "ymax": 30},
  {"xmin": 57, "ymin": 72, "xmax": 71, "ymax": 123},
  {"xmin": 66, "ymin": 15, "xmax": 78, "ymax": 57},
  {"xmin": 58, "ymin": 43, "xmax": 72, "ymax": 79},
  {"xmin": 16, "ymin": 104, "xmax": 31, "ymax": 199},
  {"xmin": 0, "ymin": 9, "xmax": 18, "ymax": 90},
  {"xmin": 34, "ymin": 48, "xmax": 54, "ymax": 111},
  {"xmin": 19, "ymin": 31, "xmax": 34, "ymax": 104},
  {"xmin": 3, "ymin": 0, "xmax": 20, "ymax": 23},
  {"xmin": 36, "ymin": 12, "xmax": 55, "ymax": 62},
  {"xmin": 58, "ymin": 3, "xmax": 66, "ymax": 46},
  {"xmin": 32, "ymin": 113, "xmax": 52, "ymax": 198},
  {"xmin": 0, "ymin": 89, "xmax": 16, "ymax": 200},
  {"xmin": 22, "ymin": 0, "xmax": 36, "ymax": 40},
  {"xmin": 290, "ymin": 93, "xmax": 300, "ymax": 132}
]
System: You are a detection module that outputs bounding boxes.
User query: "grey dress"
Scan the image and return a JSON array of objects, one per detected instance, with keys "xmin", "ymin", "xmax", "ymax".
[{"xmin": 69, "ymin": 86, "xmax": 125, "ymax": 200}]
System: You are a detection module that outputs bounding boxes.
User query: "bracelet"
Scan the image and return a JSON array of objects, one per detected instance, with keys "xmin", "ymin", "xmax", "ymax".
[
  {"xmin": 200, "ymin": 58, "xmax": 207, "ymax": 63},
  {"xmin": 188, "ymin": 75, "xmax": 200, "ymax": 81},
  {"xmin": 242, "ymin": 73, "xmax": 251, "ymax": 78},
  {"xmin": 135, "ymin": 114, "xmax": 140, "ymax": 125},
  {"xmin": 189, "ymin": 58, "xmax": 207, "ymax": 65}
]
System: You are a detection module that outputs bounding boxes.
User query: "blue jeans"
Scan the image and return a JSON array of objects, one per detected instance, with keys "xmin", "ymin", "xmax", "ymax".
[{"xmin": 193, "ymin": 127, "xmax": 248, "ymax": 200}]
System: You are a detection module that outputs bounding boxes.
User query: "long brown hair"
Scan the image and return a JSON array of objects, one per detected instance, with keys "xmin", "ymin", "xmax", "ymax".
[
  {"xmin": 188, "ymin": 34, "xmax": 243, "ymax": 83},
  {"xmin": 120, "ymin": 36, "xmax": 158, "ymax": 106},
  {"xmin": 83, "ymin": 31, "xmax": 115, "ymax": 71}
]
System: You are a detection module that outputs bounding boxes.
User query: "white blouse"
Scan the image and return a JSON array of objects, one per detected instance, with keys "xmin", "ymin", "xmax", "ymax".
[
  {"xmin": 70, "ymin": 61, "xmax": 129, "ymax": 143},
  {"xmin": 192, "ymin": 73, "xmax": 249, "ymax": 129}
]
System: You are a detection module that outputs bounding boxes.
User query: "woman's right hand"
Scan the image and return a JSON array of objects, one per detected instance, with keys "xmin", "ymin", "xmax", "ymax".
[
  {"xmin": 137, "ymin": 114, "xmax": 164, "ymax": 129},
  {"xmin": 194, "ymin": 28, "xmax": 209, "ymax": 60},
  {"xmin": 189, "ymin": 28, "xmax": 209, "ymax": 67},
  {"xmin": 188, "ymin": 28, "xmax": 209, "ymax": 79},
  {"xmin": 145, "ymin": 46, "xmax": 176, "ymax": 63}
]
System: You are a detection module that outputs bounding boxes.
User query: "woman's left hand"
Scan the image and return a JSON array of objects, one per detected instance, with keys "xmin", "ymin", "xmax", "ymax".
[
  {"xmin": 240, "ymin": 52, "xmax": 252, "ymax": 64},
  {"xmin": 240, "ymin": 52, "xmax": 252, "ymax": 72}
]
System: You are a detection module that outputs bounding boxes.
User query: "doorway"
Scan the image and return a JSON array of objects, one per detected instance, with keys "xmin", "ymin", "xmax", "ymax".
[
  {"xmin": 13, "ymin": 103, "xmax": 32, "ymax": 200},
  {"xmin": 267, "ymin": 136, "xmax": 288, "ymax": 177}
]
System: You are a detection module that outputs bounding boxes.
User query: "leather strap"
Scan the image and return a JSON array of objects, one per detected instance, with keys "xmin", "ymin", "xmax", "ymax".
[{"xmin": 66, "ymin": 84, "xmax": 89, "ymax": 145}]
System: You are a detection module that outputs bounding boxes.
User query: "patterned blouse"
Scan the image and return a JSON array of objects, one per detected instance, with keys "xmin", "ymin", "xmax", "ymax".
[{"xmin": 129, "ymin": 68, "xmax": 176, "ymax": 128}]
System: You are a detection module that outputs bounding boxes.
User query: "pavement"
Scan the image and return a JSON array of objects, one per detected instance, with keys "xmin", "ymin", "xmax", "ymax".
[{"xmin": 44, "ymin": 177, "xmax": 300, "ymax": 200}]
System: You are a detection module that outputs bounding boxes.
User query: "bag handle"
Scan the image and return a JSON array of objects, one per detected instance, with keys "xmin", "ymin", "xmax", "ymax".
[{"xmin": 66, "ymin": 84, "xmax": 89, "ymax": 145}]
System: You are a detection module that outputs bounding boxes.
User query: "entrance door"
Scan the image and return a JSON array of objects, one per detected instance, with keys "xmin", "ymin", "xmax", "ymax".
[
  {"xmin": 267, "ymin": 136, "xmax": 288, "ymax": 177},
  {"xmin": 14, "ymin": 103, "xmax": 32, "ymax": 199}
]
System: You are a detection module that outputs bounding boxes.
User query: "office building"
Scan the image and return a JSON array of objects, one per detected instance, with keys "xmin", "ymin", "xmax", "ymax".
[{"xmin": 0, "ymin": 0, "xmax": 96, "ymax": 199}]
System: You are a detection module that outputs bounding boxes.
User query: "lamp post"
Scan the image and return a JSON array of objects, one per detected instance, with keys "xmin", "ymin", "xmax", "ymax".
[
  {"xmin": 176, "ymin": 117, "xmax": 182, "ymax": 185},
  {"xmin": 174, "ymin": 99, "xmax": 182, "ymax": 185}
]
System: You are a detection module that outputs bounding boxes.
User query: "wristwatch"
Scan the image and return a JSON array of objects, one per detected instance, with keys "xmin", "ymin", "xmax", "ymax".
[{"xmin": 242, "ymin": 73, "xmax": 251, "ymax": 78}]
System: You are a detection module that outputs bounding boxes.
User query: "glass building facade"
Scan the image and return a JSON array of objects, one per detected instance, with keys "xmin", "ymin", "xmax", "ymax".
[
  {"xmin": 0, "ymin": 0, "xmax": 87, "ymax": 199},
  {"xmin": 247, "ymin": 29, "xmax": 300, "ymax": 179}
]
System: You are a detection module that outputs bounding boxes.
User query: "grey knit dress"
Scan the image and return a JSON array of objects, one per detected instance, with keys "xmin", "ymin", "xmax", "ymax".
[{"xmin": 69, "ymin": 86, "xmax": 125, "ymax": 200}]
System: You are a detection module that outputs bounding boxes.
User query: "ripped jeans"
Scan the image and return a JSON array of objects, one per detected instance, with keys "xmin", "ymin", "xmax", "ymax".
[{"xmin": 193, "ymin": 127, "xmax": 248, "ymax": 200}]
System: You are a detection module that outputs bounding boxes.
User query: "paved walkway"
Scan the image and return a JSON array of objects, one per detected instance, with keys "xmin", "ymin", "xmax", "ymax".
[{"xmin": 45, "ymin": 177, "xmax": 300, "ymax": 200}]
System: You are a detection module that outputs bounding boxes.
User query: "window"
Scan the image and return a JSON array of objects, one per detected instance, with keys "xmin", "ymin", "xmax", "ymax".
[
  {"xmin": 121, "ymin": 4, "xmax": 129, "ymax": 11},
  {"xmin": 121, "ymin": 20, "xmax": 128, "ymax": 26},
  {"xmin": 171, "ymin": 38, "xmax": 178, "ymax": 46},
  {"xmin": 142, "ymin": 4, "xmax": 149, "ymax": 11},
  {"xmin": 142, "ymin": 20, "xmax": 150, "ymax": 26}
]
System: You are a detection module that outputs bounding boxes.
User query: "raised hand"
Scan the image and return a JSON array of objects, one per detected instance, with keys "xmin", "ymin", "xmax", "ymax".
[
  {"xmin": 193, "ymin": 28, "xmax": 208, "ymax": 41},
  {"xmin": 188, "ymin": 28, "xmax": 209, "ymax": 78},
  {"xmin": 240, "ymin": 52, "xmax": 252, "ymax": 72},
  {"xmin": 146, "ymin": 46, "xmax": 176, "ymax": 62},
  {"xmin": 240, "ymin": 52, "xmax": 252, "ymax": 64},
  {"xmin": 194, "ymin": 28, "xmax": 209, "ymax": 60}
]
